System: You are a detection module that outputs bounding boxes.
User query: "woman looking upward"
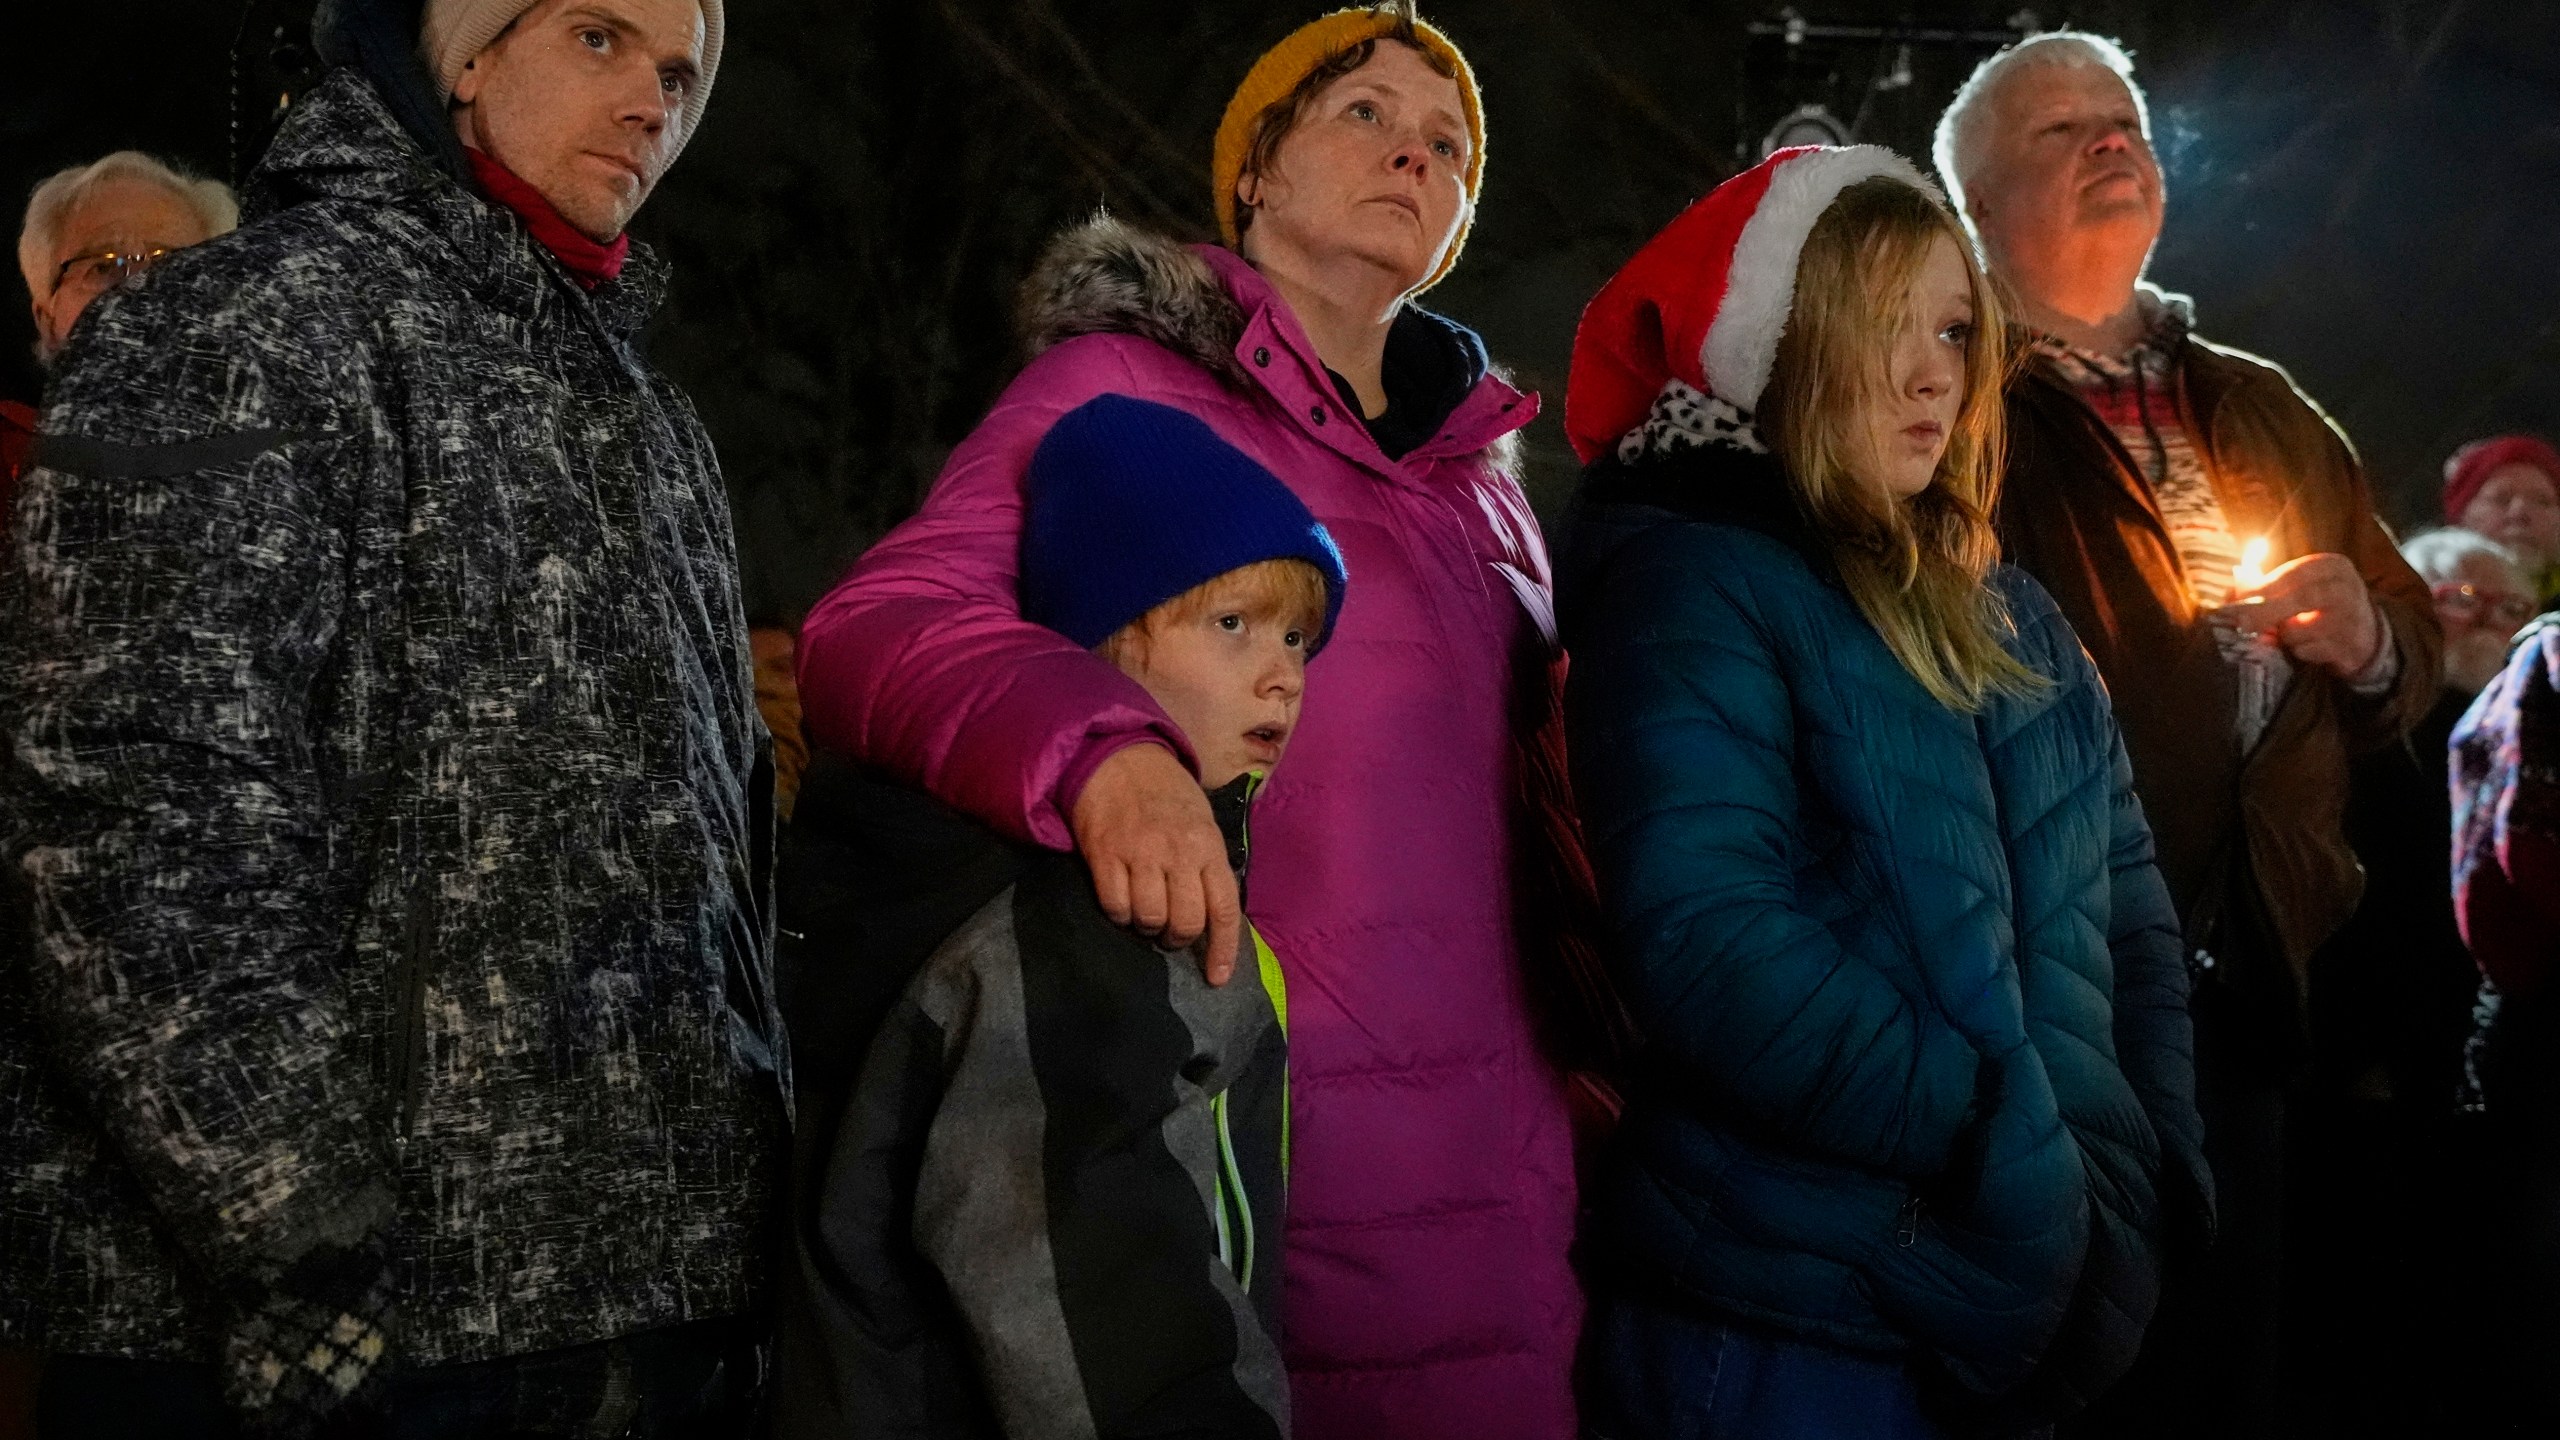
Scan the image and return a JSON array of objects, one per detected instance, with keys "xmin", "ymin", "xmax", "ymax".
[{"xmin": 790, "ymin": 7, "xmax": 1592, "ymax": 1436}]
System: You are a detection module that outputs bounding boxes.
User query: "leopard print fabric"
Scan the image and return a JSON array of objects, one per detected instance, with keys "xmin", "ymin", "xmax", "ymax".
[{"xmin": 1617, "ymin": 378, "xmax": 1769, "ymax": 463}]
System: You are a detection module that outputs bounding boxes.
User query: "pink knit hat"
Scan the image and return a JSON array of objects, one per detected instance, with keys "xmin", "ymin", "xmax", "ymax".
[{"xmin": 2445, "ymin": 435, "xmax": 2560, "ymax": 523}]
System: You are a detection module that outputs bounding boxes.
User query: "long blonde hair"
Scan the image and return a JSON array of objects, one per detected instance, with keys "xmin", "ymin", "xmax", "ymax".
[{"xmin": 1759, "ymin": 176, "xmax": 2041, "ymax": 712}]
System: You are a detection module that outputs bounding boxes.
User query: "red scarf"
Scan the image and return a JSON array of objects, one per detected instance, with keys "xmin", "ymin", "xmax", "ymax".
[{"xmin": 466, "ymin": 148, "xmax": 629, "ymax": 290}]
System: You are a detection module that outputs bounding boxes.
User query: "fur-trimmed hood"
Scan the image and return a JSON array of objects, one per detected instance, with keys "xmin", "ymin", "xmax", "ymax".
[
  {"xmin": 1018, "ymin": 213, "xmax": 1255, "ymax": 390},
  {"xmin": 1014, "ymin": 212, "xmax": 1527, "ymax": 475}
]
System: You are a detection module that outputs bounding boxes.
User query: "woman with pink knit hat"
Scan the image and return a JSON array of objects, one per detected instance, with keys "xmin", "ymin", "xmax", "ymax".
[
  {"xmin": 791, "ymin": 5, "xmax": 1595, "ymax": 1435},
  {"xmin": 2445, "ymin": 435, "xmax": 2560, "ymax": 602}
]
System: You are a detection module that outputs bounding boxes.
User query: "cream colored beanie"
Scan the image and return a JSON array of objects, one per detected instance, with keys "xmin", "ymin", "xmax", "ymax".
[{"xmin": 420, "ymin": 0, "xmax": 724, "ymax": 136}]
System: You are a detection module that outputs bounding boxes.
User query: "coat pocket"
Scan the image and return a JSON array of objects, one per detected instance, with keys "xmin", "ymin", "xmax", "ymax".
[{"xmin": 388, "ymin": 884, "xmax": 434, "ymax": 1160}]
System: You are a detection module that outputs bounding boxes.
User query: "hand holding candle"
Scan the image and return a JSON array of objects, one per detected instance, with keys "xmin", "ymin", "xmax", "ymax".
[{"xmin": 2221, "ymin": 543, "xmax": 2388, "ymax": 680}]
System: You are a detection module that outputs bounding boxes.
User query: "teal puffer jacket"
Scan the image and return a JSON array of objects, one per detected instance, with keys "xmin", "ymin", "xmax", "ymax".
[{"xmin": 1560, "ymin": 447, "xmax": 2209, "ymax": 1421}]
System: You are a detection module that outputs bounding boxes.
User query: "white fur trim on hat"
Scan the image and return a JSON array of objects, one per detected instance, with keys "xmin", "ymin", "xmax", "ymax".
[
  {"xmin": 421, "ymin": 0, "xmax": 725, "ymax": 139},
  {"xmin": 1702, "ymin": 145, "xmax": 1943, "ymax": 412}
]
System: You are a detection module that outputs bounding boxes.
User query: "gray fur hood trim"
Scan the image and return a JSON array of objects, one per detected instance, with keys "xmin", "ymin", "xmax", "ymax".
[
  {"xmin": 1018, "ymin": 212, "xmax": 1251, "ymax": 388},
  {"xmin": 1014, "ymin": 211, "xmax": 1526, "ymax": 476}
]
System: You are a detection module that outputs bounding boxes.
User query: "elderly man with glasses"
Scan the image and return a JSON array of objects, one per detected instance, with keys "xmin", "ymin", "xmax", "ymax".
[
  {"xmin": 18, "ymin": 152, "xmax": 240, "ymax": 367},
  {"xmin": 5, "ymin": 152, "xmax": 237, "ymax": 496}
]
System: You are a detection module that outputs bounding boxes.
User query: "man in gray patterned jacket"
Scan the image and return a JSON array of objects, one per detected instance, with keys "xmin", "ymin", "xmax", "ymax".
[{"xmin": 0, "ymin": 0, "xmax": 783, "ymax": 1434}]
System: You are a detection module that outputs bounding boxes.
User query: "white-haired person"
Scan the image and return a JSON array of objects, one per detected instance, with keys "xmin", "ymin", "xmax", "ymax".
[
  {"xmin": 1932, "ymin": 31, "xmax": 2442, "ymax": 1436},
  {"xmin": 6, "ymin": 151, "xmax": 237, "ymax": 497}
]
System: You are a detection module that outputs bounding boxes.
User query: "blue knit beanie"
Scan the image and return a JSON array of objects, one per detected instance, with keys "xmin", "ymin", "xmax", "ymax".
[{"xmin": 1022, "ymin": 395, "xmax": 1349, "ymax": 653}]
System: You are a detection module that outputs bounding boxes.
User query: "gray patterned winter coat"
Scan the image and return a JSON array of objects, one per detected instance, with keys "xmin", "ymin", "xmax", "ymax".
[{"xmin": 0, "ymin": 68, "xmax": 785, "ymax": 1364}]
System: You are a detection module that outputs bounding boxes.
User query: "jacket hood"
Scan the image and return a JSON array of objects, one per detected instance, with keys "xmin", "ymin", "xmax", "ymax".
[
  {"xmin": 1015, "ymin": 212, "xmax": 1526, "ymax": 474},
  {"xmin": 250, "ymin": 68, "xmax": 445, "ymax": 217},
  {"xmin": 311, "ymin": 0, "xmax": 472, "ymax": 187},
  {"xmin": 248, "ymin": 67, "xmax": 669, "ymax": 334},
  {"xmin": 2023, "ymin": 279, "xmax": 2198, "ymax": 364},
  {"xmin": 1018, "ymin": 213, "xmax": 1255, "ymax": 388},
  {"xmin": 2135, "ymin": 280, "xmax": 2198, "ymax": 343}
]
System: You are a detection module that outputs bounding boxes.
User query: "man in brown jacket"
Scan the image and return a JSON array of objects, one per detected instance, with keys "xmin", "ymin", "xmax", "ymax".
[{"xmin": 1935, "ymin": 31, "xmax": 2442, "ymax": 1439}]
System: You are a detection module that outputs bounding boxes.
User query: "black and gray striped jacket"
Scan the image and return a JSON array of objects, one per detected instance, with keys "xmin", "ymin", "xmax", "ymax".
[{"xmin": 0, "ymin": 67, "xmax": 785, "ymax": 1364}]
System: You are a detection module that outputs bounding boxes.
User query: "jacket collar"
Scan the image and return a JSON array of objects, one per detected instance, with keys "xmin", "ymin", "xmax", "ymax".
[
  {"xmin": 1196, "ymin": 244, "xmax": 1534, "ymax": 476},
  {"xmin": 1017, "ymin": 213, "xmax": 1533, "ymax": 483},
  {"xmin": 2023, "ymin": 280, "xmax": 2196, "ymax": 371},
  {"xmin": 1206, "ymin": 771, "xmax": 1262, "ymax": 882},
  {"xmin": 251, "ymin": 68, "xmax": 668, "ymax": 335},
  {"xmin": 2012, "ymin": 311, "xmax": 2296, "ymax": 560},
  {"xmin": 1575, "ymin": 441, "xmax": 1837, "ymax": 582}
]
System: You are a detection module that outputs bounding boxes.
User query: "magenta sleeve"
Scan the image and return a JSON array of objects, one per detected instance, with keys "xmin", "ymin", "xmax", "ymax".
[{"xmin": 796, "ymin": 350, "xmax": 1196, "ymax": 849}]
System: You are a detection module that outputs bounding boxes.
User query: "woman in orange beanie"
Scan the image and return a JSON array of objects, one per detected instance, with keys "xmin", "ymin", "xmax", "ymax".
[
  {"xmin": 791, "ymin": 5, "xmax": 1590, "ymax": 1439},
  {"xmin": 1207, "ymin": 3, "xmax": 1484, "ymax": 431}
]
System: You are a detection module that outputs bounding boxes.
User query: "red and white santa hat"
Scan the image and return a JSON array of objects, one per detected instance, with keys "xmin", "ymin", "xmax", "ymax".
[{"xmin": 1565, "ymin": 144, "xmax": 1945, "ymax": 464}]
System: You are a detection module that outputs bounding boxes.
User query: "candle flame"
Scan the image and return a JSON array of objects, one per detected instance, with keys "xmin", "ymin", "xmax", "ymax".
[{"xmin": 2233, "ymin": 536, "xmax": 2271, "ymax": 594}]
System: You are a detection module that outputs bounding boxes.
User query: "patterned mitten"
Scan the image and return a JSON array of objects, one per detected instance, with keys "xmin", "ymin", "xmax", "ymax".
[{"xmin": 221, "ymin": 1236, "xmax": 398, "ymax": 1438}]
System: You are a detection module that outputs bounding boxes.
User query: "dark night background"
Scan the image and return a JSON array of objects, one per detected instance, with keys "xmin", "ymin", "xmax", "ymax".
[{"xmin": 10, "ymin": 0, "xmax": 2555, "ymax": 621}]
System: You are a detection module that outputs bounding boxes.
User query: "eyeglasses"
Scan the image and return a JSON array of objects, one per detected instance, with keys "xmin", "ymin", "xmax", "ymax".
[
  {"xmin": 2431, "ymin": 581, "xmax": 2539, "ymax": 630},
  {"xmin": 51, "ymin": 246, "xmax": 171, "ymax": 294}
]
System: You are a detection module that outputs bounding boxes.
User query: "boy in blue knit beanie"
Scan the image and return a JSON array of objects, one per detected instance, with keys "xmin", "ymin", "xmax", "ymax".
[
  {"xmin": 775, "ymin": 394, "xmax": 1345, "ymax": 1440},
  {"xmin": 1020, "ymin": 391, "xmax": 1348, "ymax": 788}
]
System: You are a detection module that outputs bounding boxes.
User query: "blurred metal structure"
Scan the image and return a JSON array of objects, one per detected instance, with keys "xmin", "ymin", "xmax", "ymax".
[
  {"xmin": 226, "ymin": 0, "xmax": 321, "ymax": 185},
  {"xmin": 1738, "ymin": 6, "xmax": 2038, "ymax": 160}
]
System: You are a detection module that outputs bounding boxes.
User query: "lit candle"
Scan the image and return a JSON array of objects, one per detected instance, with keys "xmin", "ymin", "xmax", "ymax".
[{"xmin": 2232, "ymin": 536, "xmax": 2270, "ymax": 595}]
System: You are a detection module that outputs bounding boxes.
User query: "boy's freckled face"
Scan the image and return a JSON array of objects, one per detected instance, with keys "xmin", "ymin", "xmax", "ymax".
[{"xmin": 1114, "ymin": 600, "xmax": 1312, "ymax": 791}]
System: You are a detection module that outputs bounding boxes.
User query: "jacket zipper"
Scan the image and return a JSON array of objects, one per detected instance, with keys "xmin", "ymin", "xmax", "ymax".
[
  {"xmin": 1896, "ymin": 1194, "xmax": 1924, "ymax": 1248},
  {"xmin": 1211, "ymin": 1092, "xmax": 1254, "ymax": 1289},
  {"xmin": 388, "ymin": 892, "xmax": 434, "ymax": 1158}
]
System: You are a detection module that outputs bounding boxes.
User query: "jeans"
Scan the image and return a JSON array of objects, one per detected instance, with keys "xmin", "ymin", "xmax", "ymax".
[
  {"xmin": 34, "ymin": 1316, "xmax": 762, "ymax": 1440},
  {"xmin": 1583, "ymin": 1290, "xmax": 1950, "ymax": 1440}
]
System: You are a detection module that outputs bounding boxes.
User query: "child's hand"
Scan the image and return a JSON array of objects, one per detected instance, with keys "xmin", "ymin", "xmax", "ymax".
[{"xmin": 1072, "ymin": 743, "xmax": 1243, "ymax": 985}]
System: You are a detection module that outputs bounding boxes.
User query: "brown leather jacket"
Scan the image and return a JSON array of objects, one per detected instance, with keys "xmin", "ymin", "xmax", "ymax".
[{"xmin": 1999, "ymin": 330, "xmax": 2443, "ymax": 1052}]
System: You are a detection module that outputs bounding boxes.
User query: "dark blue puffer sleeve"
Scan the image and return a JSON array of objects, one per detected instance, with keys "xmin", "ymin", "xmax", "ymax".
[{"xmin": 1567, "ymin": 524, "xmax": 1982, "ymax": 1177}]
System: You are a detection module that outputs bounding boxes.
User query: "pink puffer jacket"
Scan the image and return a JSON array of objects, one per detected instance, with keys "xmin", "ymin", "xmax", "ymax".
[{"xmin": 797, "ymin": 216, "xmax": 1581, "ymax": 1438}]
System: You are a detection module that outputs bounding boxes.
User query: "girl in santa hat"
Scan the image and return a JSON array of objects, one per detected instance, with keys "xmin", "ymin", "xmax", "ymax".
[{"xmin": 1557, "ymin": 147, "xmax": 2210, "ymax": 1437}]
